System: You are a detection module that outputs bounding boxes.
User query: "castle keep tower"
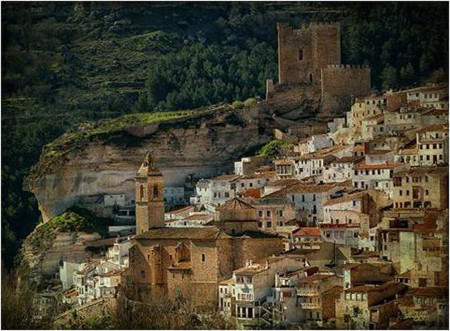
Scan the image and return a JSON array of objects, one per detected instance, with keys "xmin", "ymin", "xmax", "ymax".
[
  {"xmin": 135, "ymin": 152, "xmax": 165, "ymax": 234},
  {"xmin": 269, "ymin": 21, "xmax": 371, "ymax": 116},
  {"xmin": 277, "ymin": 22, "xmax": 341, "ymax": 85}
]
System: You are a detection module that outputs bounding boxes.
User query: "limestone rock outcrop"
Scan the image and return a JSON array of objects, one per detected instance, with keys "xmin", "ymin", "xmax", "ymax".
[{"xmin": 25, "ymin": 105, "xmax": 272, "ymax": 221}]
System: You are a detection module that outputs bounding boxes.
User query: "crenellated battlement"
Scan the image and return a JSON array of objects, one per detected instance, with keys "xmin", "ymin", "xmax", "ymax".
[
  {"xmin": 325, "ymin": 64, "xmax": 370, "ymax": 70},
  {"xmin": 278, "ymin": 22, "xmax": 340, "ymax": 37}
]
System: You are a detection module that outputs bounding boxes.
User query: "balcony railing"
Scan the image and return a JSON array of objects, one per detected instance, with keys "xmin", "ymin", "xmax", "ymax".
[
  {"xmin": 297, "ymin": 289, "xmax": 319, "ymax": 296},
  {"xmin": 300, "ymin": 302, "xmax": 320, "ymax": 309}
]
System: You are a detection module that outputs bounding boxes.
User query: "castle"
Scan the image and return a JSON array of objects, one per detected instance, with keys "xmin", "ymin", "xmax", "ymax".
[
  {"xmin": 126, "ymin": 153, "xmax": 283, "ymax": 309},
  {"xmin": 267, "ymin": 22, "xmax": 371, "ymax": 117}
]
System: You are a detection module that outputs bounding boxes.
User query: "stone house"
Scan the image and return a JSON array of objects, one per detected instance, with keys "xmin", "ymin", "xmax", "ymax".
[
  {"xmin": 396, "ymin": 287, "xmax": 448, "ymax": 327},
  {"xmin": 335, "ymin": 282, "xmax": 407, "ymax": 329},
  {"xmin": 274, "ymin": 159, "xmax": 295, "ymax": 179},
  {"xmin": 379, "ymin": 211, "xmax": 448, "ymax": 276},
  {"xmin": 296, "ymin": 273, "xmax": 342, "ymax": 324},
  {"xmin": 234, "ymin": 156, "xmax": 266, "ymax": 176},
  {"xmin": 321, "ymin": 285, "xmax": 343, "ymax": 326},
  {"xmin": 323, "ymin": 156, "xmax": 364, "ymax": 183},
  {"xmin": 392, "ymin": 167, "xmax": 448, "ymax": 209},
  {"xmin": 348, "ymin": 96, "xmax": 385, "ymax": 129},
  {"xmin": 416, "ymin": 124, "xmax": 449, "ymax": 166},
  {"xmin": 307, "ymin": 134, "xmax": 334, "ymax": 153},
  {"xmin": 405, "ymin": 84, "xmax": 448, "ymax": 110},
  {"xmin": 361, "ymin": 114, "xmax": 385, "ymax": 140},
  {"xmin": 420, "ymin": 108, "xmax": 449, "ymax": 126},
  {"xmin": 352, "ymin": 162, "xmax": 403, "ymax": 198},
  {"xmin": 218, "ymin": 256, "xmax": 306, "ymax": 329},
  {"xmin": 292, "ymin": 227, "xmax": 322, "ymax": 250},
  {"xmin": 243, "ymin": 194, "xmax": 296, "ymax": 233},
  {"xmin": 284, "ymin": 183, "xmax": 338, "ymax": 226}
]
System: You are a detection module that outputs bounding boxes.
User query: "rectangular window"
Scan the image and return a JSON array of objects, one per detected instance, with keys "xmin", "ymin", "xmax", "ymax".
[{"xmin": 202, "ymin": 254, "xmax": 206, "ymax": 262}]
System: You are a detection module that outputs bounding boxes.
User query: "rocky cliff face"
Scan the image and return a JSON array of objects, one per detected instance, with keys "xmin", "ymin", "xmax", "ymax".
[{"xmin": 26, "ymin": 105, "xmax": 272, "ymax": 221}]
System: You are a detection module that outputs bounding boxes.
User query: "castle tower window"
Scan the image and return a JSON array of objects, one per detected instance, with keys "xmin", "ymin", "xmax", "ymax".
[
  {"xmin": 309, "ymin": 73, "xmax": 313, "ymax": 83},
  {"xmin": 298, "ymin": 48, "xmax": 304, "ymax": 61},
  {"xmin": 153, "ymin": 184, "xmax": 158, "ymax": 198},
  {"xmin": 202, "ymin": 254, "xmax": 206, "ymax": 262},
  {"xmin": 140, "ymin": 185, "xmax": 144, "ymax": 200}
]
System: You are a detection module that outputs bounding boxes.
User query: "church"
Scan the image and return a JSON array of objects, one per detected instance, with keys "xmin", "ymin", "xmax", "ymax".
[{"xmin": 126, "ymin": 153, "xmax": 284, "ymax": 309}]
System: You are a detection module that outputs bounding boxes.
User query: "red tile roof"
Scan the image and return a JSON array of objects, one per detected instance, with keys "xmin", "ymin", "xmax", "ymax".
[
  {"xmin": 356, "ymin": 162, "xmax": 402, "ymax": 170},
  {"xmin": 293, "ymin": 227, "xmax": 321, "ymax": 237}
]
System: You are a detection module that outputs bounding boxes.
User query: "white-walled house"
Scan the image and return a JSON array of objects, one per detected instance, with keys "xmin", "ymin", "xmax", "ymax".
[
  {"xmin": 218, "ymin": 256, "xmax": 307, "ymax": 329},
  {"xmin": 416, "ymin": 124, "xmax": 449, "ymax": 166},
  {"xmin": 307, "ymin": 134, "xmax": 335, "ymax": 153},
  {"xmin": 323, "ymin": 156, "xmax": 364, "ymax": 183},
  {"xmin": 352, "ymin": 162, "xmax": 404, "ymax": 199}
]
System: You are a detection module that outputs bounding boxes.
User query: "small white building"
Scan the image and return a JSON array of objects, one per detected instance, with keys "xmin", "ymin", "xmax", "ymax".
[
  {"xmin": 352, "ymin": 162, "xmax": 403, "ymax": 199},
  {"xmin": 323, "ymin": 156, "xmax": 363, "ymax": 183},
  {"xmin": 59, "ymin": 261, "xmax": 84, "ymax": 290},
  {"xmin": 165, "ymin": 212, "xmax": 213, "ymax": 227},
  {"xmin": 416, "ymin": 124, "xmax": 449, "ymax": 166},
  {"xmin": 307, "ymin": 134, "xmax": 334, "ymax": 153},
  {"xmin": 192, "ymin": 175, "xmax": 240, "ymax": 207},
  {"xmin": 218, "ymin": 256, "xmax": 307, "ymax": 329},
  {"xmin": 285, "ymin": 184, "xmax": 338, "ymax": 226}
]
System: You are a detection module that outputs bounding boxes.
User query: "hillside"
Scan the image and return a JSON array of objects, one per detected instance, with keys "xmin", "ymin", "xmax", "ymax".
[{"xmin": 2, "ymin": 2, "xmax": 448, "ymax": 268}]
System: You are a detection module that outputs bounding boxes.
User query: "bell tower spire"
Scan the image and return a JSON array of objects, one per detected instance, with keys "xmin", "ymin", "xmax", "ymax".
[{"xmin": 135, "ymin": 152, "xmax": 165, "ymax": 234}]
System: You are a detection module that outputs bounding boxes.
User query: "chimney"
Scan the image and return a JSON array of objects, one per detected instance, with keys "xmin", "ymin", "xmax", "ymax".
[
  {"xmin": 245, "ymin": 259, "xmax": 250, "ymax": 268},
  {"xmin": 265, "ymin": 260, "xmax": 269, "ymax": 269}
]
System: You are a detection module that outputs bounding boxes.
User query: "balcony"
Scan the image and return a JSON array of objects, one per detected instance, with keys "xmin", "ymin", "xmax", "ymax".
[
  {"xmin": 297, "ymin": 289, "xmax": 319, "ymax": 296},
  {"xmin": 300, "ymin": 302, "xmax": 320, "ymax": 309}
]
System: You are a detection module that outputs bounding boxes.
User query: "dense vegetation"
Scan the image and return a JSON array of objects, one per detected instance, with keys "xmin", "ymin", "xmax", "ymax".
[{"xmin": 2, "ymin": 2, "xmax": 448, "ymax": 269}]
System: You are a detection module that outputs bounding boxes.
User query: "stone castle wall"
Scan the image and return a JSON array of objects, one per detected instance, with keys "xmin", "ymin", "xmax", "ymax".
[
  {"xmin": 321, "ymin": 65, "xmax": 371, "ymax": 115},
  {"xmin": 277, "ymin": 22, "xmax": 340, "ymax": 85}
]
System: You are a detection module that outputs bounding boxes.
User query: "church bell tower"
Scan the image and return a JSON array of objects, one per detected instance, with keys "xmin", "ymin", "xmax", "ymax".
[{"xmin": 135, "ymin": 152, "xmax": 165, "ymax": 234}]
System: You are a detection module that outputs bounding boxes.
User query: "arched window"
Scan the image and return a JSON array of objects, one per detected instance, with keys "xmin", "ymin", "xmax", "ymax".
[
  {"xmin": 140, "ymin": 185, "xmax": 144, "ymax": 201},
  {"xmin": 153, "ymin": 184, "xmax": 158, "ymax": 198},
  {"xmin": 298, "ymin": 48, "xmax": 304, "ymax": 61},
  {"xmin": 309, "ymin": 73, "xmax": 313, "ymax": 83}
]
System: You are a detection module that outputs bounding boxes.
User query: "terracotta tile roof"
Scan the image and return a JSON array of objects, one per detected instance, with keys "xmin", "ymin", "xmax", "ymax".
[
  {"xmin": 219, "ymin": 197, "xmax": 255, "ymax": 210},
  {"xmin": 240, "ymin": 188, "xmax": 262, "ymax": 198},
  {"xmin": 134, "ymin": 226, "xmax": 228, "ymax": 240},
  {"xmin": 323, "ymin": 192, "xmax": 365, "ymax": 206},
  {"xmin": 363, "ymin": 114, "xmax": 384, "ymax": 122},
  {"xmin": 332, "ymin": 156, "xmax": 364, "ymax": 164},
  {"xmin": 345, "ymin": 282, "xmax": 406, "ymax": 294},
  {"xmin": 416, "ymin": 123, "xmax": 448, "ymax": 133},
  {"xmin": 421, "ymin": 108, "xmax": 448, "ymax": 116},
  {"xmin": 211, "ymin": 174, "xmax": 241, "ymax": 181},
  {"xmin": 322, "ymin": 285, "xmax": 343, "ymax": 298},
  {"xmin": 166, "ymin": 205, "xmax": 195, "ymax": 215},
  {"xmin": 181, "ymin": 214, "xmax": 213, "ymax": 222},
  {"xmin": 288, "ymin": 183, "xmax": 336, "ymax": 194},
  {"xmin": 403, "ymin": 84, "xmax": 448, "ymax": 93},
  {"xmin": 62, "ymin": 288, "xmax": 78, "ymax": 297},
  {"xmin": 297, "ymin": 273, "xmax": 334, "ymax": 284},
  {"xmin": 275, "ymin": 159, "xmax": 295, "ymax": 165},
  {"xmin": 394, "ymin": 166, "xmax": 448, "ymax": 177},
  {"xmin": 397, "ymin": 148, "xmax": 418, "ymax": 155},
  {"xmin": 266, "ymin": 179, "xmax": 301, "ymax": 187},
  {"xmin": 293, "ymin": 227, "xmax": 321, "ymax": 237},
  {"xmin": 409, "ymin": 287, "xmax": 448, "ymax": 298},
  {"xmin": 356, "ymin": 162, "xmax": 402, "ymax": 170}
]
